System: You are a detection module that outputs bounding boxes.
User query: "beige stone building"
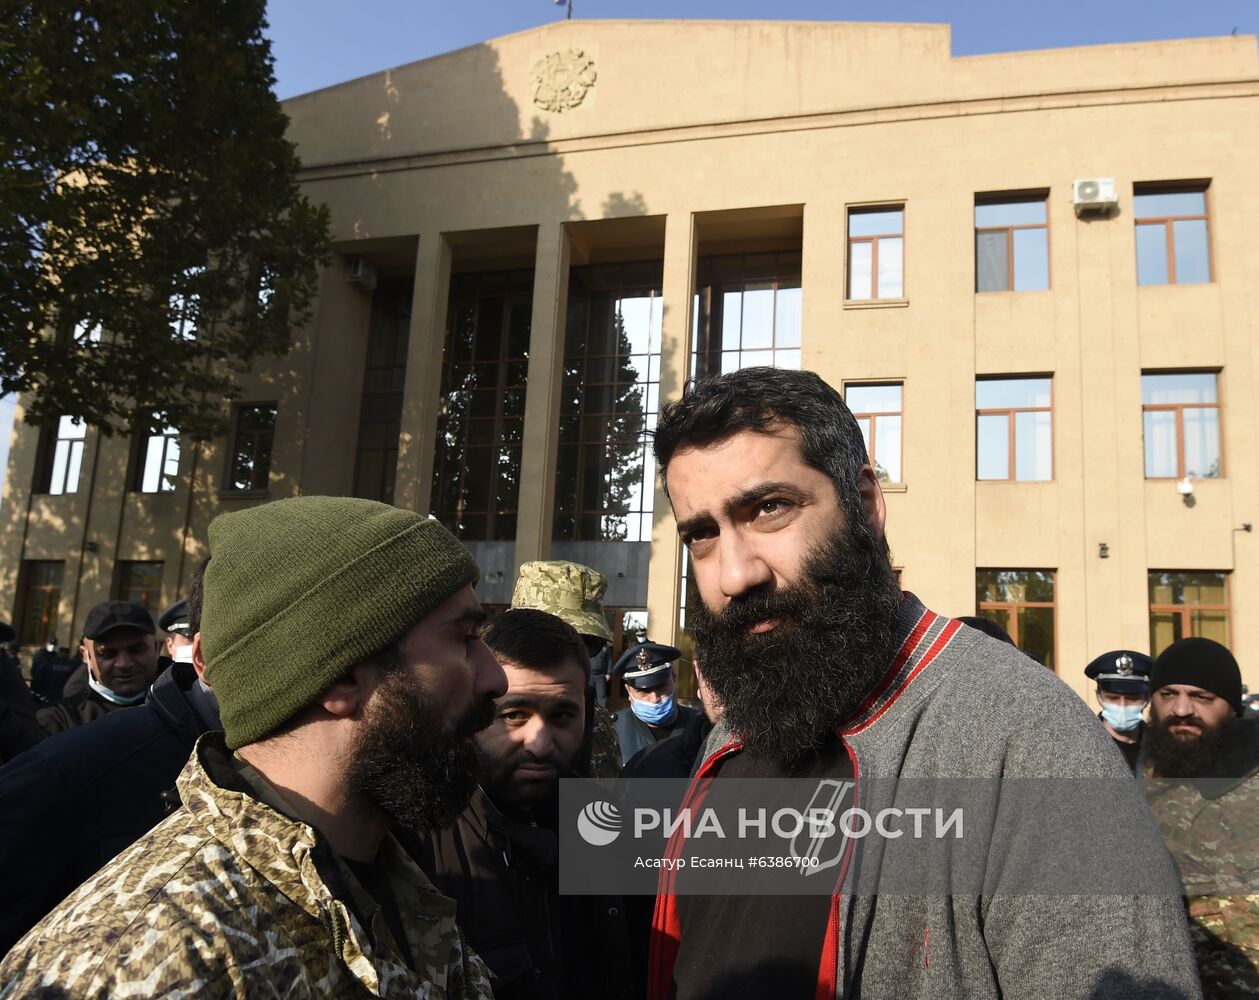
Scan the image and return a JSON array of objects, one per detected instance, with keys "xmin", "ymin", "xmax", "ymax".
[{"xmin": 3, "ymin": 20, "xmax": 1257, "ymax": 702}]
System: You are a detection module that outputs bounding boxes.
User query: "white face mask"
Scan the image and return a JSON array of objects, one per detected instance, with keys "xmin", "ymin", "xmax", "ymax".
[{"xmin": 172, "ymin": 645, "xmax": 196, "ymax": 664}]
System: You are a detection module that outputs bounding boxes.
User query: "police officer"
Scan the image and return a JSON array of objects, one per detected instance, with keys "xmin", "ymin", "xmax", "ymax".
[
  {"xmin": 611, "ymin": 642, "xmax": 698, "ymax": 762},
  {"xmin": 1084, "ymin": 649, "xmax": 1152, "ymax": 771},
  {"xmin": 157, "ymin": 597, "xmax": 195, "ymax": 667}
]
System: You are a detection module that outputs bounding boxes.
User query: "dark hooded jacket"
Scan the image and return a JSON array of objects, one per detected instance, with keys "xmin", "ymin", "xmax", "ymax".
[
  {"xmin": 411, "ymin": 686, "xmax": 635, "ymax": 1000},
  {"xmin": 0, "ymin": 660, "xmax": 220, "ymax": 953}
]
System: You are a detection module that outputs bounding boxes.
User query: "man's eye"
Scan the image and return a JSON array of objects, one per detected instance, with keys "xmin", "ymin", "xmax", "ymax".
[
  {"xmin": 758, "ymin": 498, "xmax": 788, "ymax": 515},
  {"xmin": 501, "ymin": 710, "xmax": 528, "ymax": 722}
]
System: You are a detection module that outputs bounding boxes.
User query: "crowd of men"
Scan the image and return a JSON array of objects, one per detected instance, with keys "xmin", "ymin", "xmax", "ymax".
[{"xmin": 0, "ymin": 366, "xmax": 1252, "ymax": 998}]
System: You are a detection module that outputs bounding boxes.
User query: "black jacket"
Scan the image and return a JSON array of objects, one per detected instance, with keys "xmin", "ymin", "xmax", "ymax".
[
  {"xmin": 412, "ymin": 685, "xmax": 635, "ymax": 1000},
  {"xmin": 0, "ymin": 661, "xmax": 219, "ymax": 954}
]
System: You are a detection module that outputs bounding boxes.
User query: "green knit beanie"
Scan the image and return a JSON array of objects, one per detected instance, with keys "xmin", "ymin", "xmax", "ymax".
[{"xmin": 201, "ymin": 496, "xmax": 479, "ymax": 749}]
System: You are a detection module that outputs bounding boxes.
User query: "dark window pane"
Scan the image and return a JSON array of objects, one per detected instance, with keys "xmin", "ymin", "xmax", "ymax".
[
  {"xmin": 976, "ymin": 231, "xmax": 1009, "ymax": 291},
  {"xmin": 1018, "ymin": 606, "xmax": 1055, "ymax": 669}
]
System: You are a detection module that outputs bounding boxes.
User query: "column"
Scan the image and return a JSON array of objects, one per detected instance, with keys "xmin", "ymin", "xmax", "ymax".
[
  {"xmin": 394, "ymin": 235, "xmax": 452, "ymax": 513},
  {"xmin": 511, "ymin": 222, "xmax": 572, "ymax": 569},
  {"xmin": 645, "ymin": 212, "xmax": 696, "ymax": 646}
]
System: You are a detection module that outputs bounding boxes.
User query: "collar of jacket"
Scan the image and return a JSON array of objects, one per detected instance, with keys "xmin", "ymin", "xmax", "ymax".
[{"xmin": 179, "ymin": 732, "xmax": 462, "ymax": 995}]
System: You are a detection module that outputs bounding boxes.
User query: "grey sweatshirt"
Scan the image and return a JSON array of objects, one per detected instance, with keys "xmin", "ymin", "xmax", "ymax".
[{"xmin": 650, "ymin": 593, "xmax": 1202, "ymax": 1000}]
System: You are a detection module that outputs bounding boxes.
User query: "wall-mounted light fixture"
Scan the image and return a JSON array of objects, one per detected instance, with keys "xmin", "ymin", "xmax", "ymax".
[{"xmin": 1098, "ymin": 542, "xmax": 1110, "ymax": 559}]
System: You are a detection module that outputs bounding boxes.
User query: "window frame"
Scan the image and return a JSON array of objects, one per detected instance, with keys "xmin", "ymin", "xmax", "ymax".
[
  {"xmin": 976, "ymin": 568, "xmax": 1057, "ymax": 670},
  {"xmin": 974, "ymin": 192, "xmax": 1051, "ymax": 293},
  {"xmin": 114, "ymin": 560, "xmax": 164, "ymax": 611},
  {"xmin": 1140, "ymin": 370, "xmax": 1223, "ymax": 480},
  {"xmin": 691, "ymin": 251, "xmax": 803, "ymax": 377},
  {"xmin": 975, "ymin": 376, "xmax": 1054, "ymax": 482},
  {"xmin": 18, "ymin": 560, "xmax": 63, "ymax": 647},
  {"xmin": 224, "ymin": 403, "xmax": 279, "ymax": 495},
  {"xmin": 844, "ymin": 381, "xmax": 905, "ymax": 485},
  {"xmin": 1133, "ymin": 182, "xmax": 1213, "ymax": 286},
  {"xmin": 1148, "ymin": 570, "xmax": 1230, "ymax": 655},
  {"xmin": 846, "ymin": 204, "xmax": 906, "ymax": 302},
  {"xmin": 132, "ymin": 421, "xmax": 181, "ymax": 494},
  {"xmin": 34, "ymin": 416, "xmax": 87, "ymax": 496}
]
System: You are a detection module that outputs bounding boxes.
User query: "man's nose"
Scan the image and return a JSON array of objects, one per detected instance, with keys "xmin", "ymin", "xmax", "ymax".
[
  {"xmin": 473, "ymin": 641, "xmax": 507, "ymax": 699},
  {"xmin": 521, "ymin": 718, "xmax": 555, "ymax": 758},
  {"xmin": 717, "ymin": 530, "xmax": 774, "ymax": 600}
]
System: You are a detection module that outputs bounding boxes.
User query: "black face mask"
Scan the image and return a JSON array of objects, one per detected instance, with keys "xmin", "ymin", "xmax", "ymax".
[
  {"xmin": 347, "ymin": 669, "xmax": 496, "ymax": 833},
  {"xmin": 688, "ymin": 514, "xmax": 902, "ymax": 766}
]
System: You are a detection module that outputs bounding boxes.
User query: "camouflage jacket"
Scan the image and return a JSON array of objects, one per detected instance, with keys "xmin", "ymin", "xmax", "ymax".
[
  {"xmin": 1145, "ymin": 720, "xmax": 1259, "ymax": 997},
  {"xmin": 0, "ymin": 733, "xmax": 493, "ymax": 999}
]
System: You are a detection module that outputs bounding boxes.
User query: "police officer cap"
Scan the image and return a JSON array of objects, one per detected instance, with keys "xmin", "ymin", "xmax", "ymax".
[
  {"xmin": 1084, "ymin": 649, "xmax": 1153, "ymax": 695},
  {"xmin": 157, "ymin": 598, "xmax": 193, "ymax": 638},
  {"xmin": 613, "ymin": 642, "xmax": 680, "ymax": 691}
]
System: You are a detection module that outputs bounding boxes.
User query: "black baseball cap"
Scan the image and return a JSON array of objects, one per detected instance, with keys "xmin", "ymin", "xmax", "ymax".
[{"xmin": 83, "ymin": 601, "xmax": 155, "ymax": 641}]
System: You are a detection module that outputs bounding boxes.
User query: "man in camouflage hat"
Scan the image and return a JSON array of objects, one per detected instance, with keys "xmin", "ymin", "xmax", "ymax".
[
  {"xmin": 1143, "ymin": 637, "xmax": 1259, "ymax": 997},
  {"xmin": 511, "ymin": 559, "xmax": 623, "ymax": 777},
  {"xmin": 0, "ymin": 497, "xmax": 503, "ymax": 999}
]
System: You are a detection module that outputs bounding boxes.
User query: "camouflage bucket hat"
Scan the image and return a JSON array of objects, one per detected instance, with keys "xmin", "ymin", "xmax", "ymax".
[{"xmin": 511, "ymin": 560, "xmax": 613, "ymax": 642}]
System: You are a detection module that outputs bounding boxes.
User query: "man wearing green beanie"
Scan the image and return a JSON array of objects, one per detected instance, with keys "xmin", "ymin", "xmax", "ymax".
[{"xmin": 0, "ymin": 496, "xmax": 506, "ymax": 1000}]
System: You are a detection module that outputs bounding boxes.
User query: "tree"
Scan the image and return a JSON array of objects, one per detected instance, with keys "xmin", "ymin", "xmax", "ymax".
[{"xmin": 0, "ymin": 0, "xmax": 330, "ymax": 441}]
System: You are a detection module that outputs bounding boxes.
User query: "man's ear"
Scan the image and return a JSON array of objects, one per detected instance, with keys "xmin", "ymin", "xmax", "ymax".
[
  {"xmin": 191, "ymin": 633, "xmax": 209, "ymax": 684},
  {"xmin": 318, "ymin": 661, "xmax": 381, "ymax": 719},
  {"xmin": 857, "ymin": 465, "xmax": 887, "ymax": 541}
]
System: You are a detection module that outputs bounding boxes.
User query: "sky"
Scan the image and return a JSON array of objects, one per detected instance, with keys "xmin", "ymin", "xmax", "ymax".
[
  {"xmin": 3, "ymin": 3, "xmax": 1255, "ymax": 505},
  {"xmin": 265, "ymin": 0, "xmax": 1258, "ymax": 99}
]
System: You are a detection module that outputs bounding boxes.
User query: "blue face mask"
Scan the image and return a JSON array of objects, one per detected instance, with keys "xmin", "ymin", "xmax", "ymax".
[
  {"xmin": 631, "ymin": 692, "xmax": 676, "ymax": 726},
  {"xmin": 1100, "ymin": 703, "xmax": 1145, "ymax": 733}
]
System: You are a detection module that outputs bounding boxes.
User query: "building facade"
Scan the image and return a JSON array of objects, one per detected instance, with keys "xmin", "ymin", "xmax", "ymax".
[{"xmin": 2, "ymin": 20, "xmax": 1257, "ymax": 701}]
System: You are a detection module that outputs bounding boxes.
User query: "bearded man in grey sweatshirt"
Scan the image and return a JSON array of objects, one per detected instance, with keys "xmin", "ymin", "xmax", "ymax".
[{"xmin": 645, "ymin": 367, "xmax": 1200, "ymax": 1000}]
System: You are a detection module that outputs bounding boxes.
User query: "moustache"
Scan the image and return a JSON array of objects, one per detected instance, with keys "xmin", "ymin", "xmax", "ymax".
[{"xmin": 702, "ymin": 583, "xmax": 812, "ymax": 637}]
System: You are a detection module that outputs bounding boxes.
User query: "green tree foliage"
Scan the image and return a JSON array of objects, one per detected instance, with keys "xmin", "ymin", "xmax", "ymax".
[{"xmin": 0, "ymin": 0, "xmax": 330, "ymax": 441}]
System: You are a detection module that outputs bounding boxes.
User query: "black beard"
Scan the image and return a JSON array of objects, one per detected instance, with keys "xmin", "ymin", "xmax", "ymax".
[
  {"xmin": 477, "ymin": 744, "xmax": 575, "ymax": 819},
  {"xmin": 347, "ymin": 670, "xmax": 496, "ymax": 832},
  {"xmin": 688, "ymin": 518, "xmax": 902, "ymax": 765},
  {"xmin": 1146, "ymin": 717, "xmax": 1227, "ymax": 778}
]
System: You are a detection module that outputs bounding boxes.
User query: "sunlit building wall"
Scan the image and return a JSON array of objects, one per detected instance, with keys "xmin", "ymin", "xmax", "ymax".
[{"xmin": 2, "ymin": 21, "xmax": 1257, "ymax": 703}]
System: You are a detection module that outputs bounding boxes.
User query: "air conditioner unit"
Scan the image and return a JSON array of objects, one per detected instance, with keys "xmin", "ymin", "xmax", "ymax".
[
  {"xmin": 1072, "ymin": 178, "xmax": 1118, "ymax": 215},
  {"xmin": 345, "ymin": 257, "xmax": 379, "ymax": 290}
]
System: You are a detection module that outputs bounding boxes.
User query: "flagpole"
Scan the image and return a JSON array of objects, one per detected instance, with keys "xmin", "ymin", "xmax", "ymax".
[{"xmin": 567, "ymin": 0, "xmax": 573, "ymax": 19}]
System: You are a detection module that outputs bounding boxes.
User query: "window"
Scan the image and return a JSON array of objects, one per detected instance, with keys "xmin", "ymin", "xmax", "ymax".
[
  {"xmin": 1141, "ymin": 372, "xmax": 1221, "ymax": 479},
  {"xmin": 223, "ymin": 405, "xmax": 277, "ymax": 493},
  {"xmin": 975, "ymin": 195, "xmax": 1049, "ymax": 292},
  {"xmin": 847, "ymin": 207, "xmax": 904, "ymax": 300},
  {"xmin": 431, "ymin": 270, "xmax": 532, "ymax": 541},
  {"xmin": 353, "ymin": 279, "xmax": 410, "ymax": 503},
  {"xmin": 846, "ymin": 383, "xmax": 903, "ymax": 484},
  {"xmin": 1149, "ymin": 571, "xmax": 1229, "ymax": 656},
  {"xmin": 134, "ymin": 421, "xmax": 180, "ymax": 493},
  {"xmin": 692, "ymin": 252, "xmax": 802, "ymax": 376},
  {"xmin": 976, "ymin": 377, "xmax": 1052, "ymax": 481},
  {"xmin": 976, "ymin": 569, "xmax": 1056, "ymax": 669},
  {"xmin": 115, "ymin": 561, "xmax": 163, "ymax": 610},
  {"xmin": 1134, "ymin": 185, "xmax": 1211, "ymax": 285},
  {"xmin": 555, "ymin": 261, "xmax": 662, "ymax": 543},
  {"xmin": 18, "ymin": 561, "xmax": 63, "ymax": 646},
  {"xmin": 168, "ymin": 266, "xmax": 203, "ymax": 340},
  {"xmin": 35, "ymin": 416, "xmax": 86, "ymax": 495}
]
